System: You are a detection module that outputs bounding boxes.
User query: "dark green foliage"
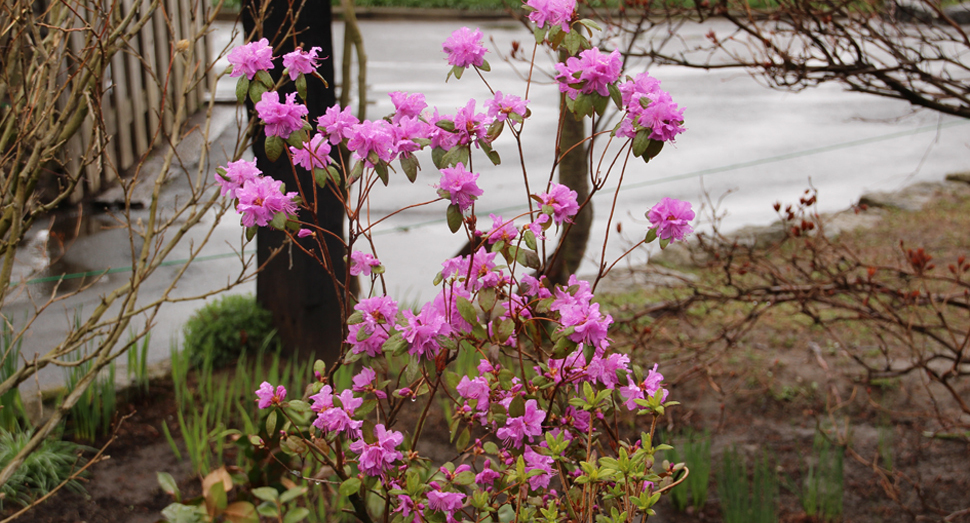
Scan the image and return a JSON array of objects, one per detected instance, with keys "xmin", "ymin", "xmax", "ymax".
[
  {"xmin": 717, "ymin": 447, "xmax": 778, "ymax": 523},
  {"xmin": 0, "ymin": 428, "xmax": 89, "ymax": 508},
  {"xmin": 64, "ymin": 351, "xmax": 117, "ymax": 443},
  {"xmin": 665, "ymin": 429, "xmax": 712, "ymax": 511},
  {"xmin": 797, "ymin": 432, "xmax": 844, "ymax": 522},
  {"xmin": 0, "ymin": 319, "xmax": 28, "ymax": 432},
  {"xmin": 182, "ymin": 294, "xmax": 276, "ymax": 369}
]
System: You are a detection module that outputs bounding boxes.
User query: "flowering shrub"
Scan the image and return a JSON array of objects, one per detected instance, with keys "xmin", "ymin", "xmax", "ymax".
[{"xmin": 219, "ymin": 3, "xmax": 692, "ymax": 521}]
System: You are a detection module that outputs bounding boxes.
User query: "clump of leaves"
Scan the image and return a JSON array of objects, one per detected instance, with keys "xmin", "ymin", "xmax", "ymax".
[
  {"xmin": 183, "ymin": 294, "xmax": 276, "ymax": 369},
  {"xmin": 0, "ymin": 428, "xmax": 89, "ymax": 508}
]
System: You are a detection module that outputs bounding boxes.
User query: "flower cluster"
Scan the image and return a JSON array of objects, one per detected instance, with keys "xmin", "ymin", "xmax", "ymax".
[
  {"xmin": 227, "ymin": 38, "xmax": 274, "ymax": 80},
  {"xmin": 228, "ymin": 4, "xmax": 695, "ymax": 521},
  {"xmin": 616, "ymin": 72, "xmax": 686, "ymax": 143}
]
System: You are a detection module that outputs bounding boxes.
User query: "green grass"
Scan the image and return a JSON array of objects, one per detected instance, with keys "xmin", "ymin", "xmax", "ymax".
[{"xmin": 0, "ymin": 428, "xmax": 90, "ymax": 509}]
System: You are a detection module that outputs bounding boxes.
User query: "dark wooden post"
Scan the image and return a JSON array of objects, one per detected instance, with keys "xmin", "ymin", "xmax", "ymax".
[{"xmin": 243, "ymin": 0, "xmax": 345, "ymax": 363}]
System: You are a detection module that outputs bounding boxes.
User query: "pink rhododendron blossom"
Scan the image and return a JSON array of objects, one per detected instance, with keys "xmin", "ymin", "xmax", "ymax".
[
  {"xmin": 347, "ymin": 296, "xmax": 398, "ymax": 357},
  {"xmin": 309, "ymin": 385, "xmax": 333, "ymax": 412},
  {"xmin": 485, "ymin": 91, "xmax": 528, "ymax": 122},
  {"xmin": 349, "ymin": 424, "xmax": 404, "ymax": 476},
  {"xmin": 389, "ymin": 92, "xmax": 428, "ymax": 123},
  {"xmin": 616, "ymin": 73, "xmax": 685, "ymax": 142},
  {"xmin": 559, "ymin": 301, "xmax": 613, "ymax": 351},
  {"xmin": 235, "ymin": 176, "xmax": 299, "ymax": 228},
  {"xmin": 450, "ymin": 99, "xmax": 491, "ymax": 148},
  {"xmin": 537, "ymin": 183, "xmax": 580, "ymax": 225},
  {"xmin": 255, "ymin": 381, "xmax": 285, "ymax": 409},
  {"xmin": 524, "ymin": 213, "xmax": 550, "ymax": 240},
  {"xmin": 550, "ymin": 275, "xmax": 594, "ymax": 313},
  {"xmin": 647, "ymin": 197, "xmax": 694, "ymax": 242},
  {"xmin": 555, "ymin": 48, "xmax": 623, "ymax": 99},
  {"xmin": 401, "ymin": 301, "xmax": 451, "ymax": 360},
  {"xmin": 485, "ymin": 214, "xmax": 518, "ymax": 244},
  {"xmin": 456, "ymin": 375, "xmax": 491, "ymax": 410},
  {"xmin": 497, "ymin": 399, "xmax": 545, "ymax": 447},
  {"xmin": 619, "ymin": 364, "xmax": 669, "ymax": 410},
  {"xmin": 317, "ymin": 104, "xmax": 360, "ymax": 145},
  {"xmin": 227, "ymin": 38, "xmax": 274, "ymax": 80},
  {"xmin": 440, "ymin": 247, "xmax": 504, "ymax": 291},
  {"xmin": 313, "ymin": 389, "xmax": 364, "ymax": 436},
  {"xmin": 523, "ymin": 446, "xmax": 555, "ymax": 490},
  {"xmin": 426, "ymin": 489, "xmax": 465, "ymax": 523},
  {"xmin": 442, "ymin": 27, "xmax": 487, "ymax": 68},
  {"xmin": 390, "ymin": 116, "xmax": 429, "ymax": 158},
  {"xmin": 475, "ymin": 460, "xmax": 501, "ymax": 486},
  {"xmin": 297, "ymin": 228, "xmax": 314, "ymax": 238},
  {"xmin": 282, "ymin": 46, "xmax": 322, "ymax": 80},
  {"xmin": 437, "ymin": 163, "xmax": 483, "ymax": 212},
  {"xmin": 216, "ymin": 159, "xmax": 260, "ymax": 200},
  {"xmin": 525, "ymin": 0, "xmax": 575, "ymax": 31},
  {"xmin": 586, "ymin": 352, "xmax": 630, "ymax": 389},
  {"xmin": 255, "ymin": 91, "xmax": 308, "ymax": 138},
  {"xmin": 350, "ymin": 250, "xmax": 382, "ymax": 277},
  {"xmin": 290, "ymin": 133, "xmax": 332, "ymax": 171},
  {"xmin": 347, "ymin": 119, "xmax": 396, "ymax": 167}
]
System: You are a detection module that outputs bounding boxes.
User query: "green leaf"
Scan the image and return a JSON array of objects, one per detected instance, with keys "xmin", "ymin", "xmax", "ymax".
[
  {"xmin": 479, "ymin": 60, "xmax": 491, "ymax": 72},
  {"xmin": 313, "ymin": 168, "xmax": 328, "ymax": 189},
  {"xmin": 401, "ymin": 154, "xmax": 419, "ymax": 183},
  {"xmin": 524, "ymin": 230, "xmax": 537, "ymax": 251},
  {"xmin": 645, "ymin": 227, "xmax": 658, "ymax": 244},
  {"xmin": 452, "ymin": 65, "xmax": 464, "ymax": 80},
  {"xmin": 573, "ymin": 94, "xmax": 592, "ymax": 119},
  {"xmin": 456, "ymin": 296, "xmax": 478, "ymax": 325},
  {"xmin": 347, "ymin": 311, "xmax": 365, "ymax": 325},
  {"xmin": 478, "ymin": 287, "xmax": 496, "ymax": 311},
  {"xmin": 245, "ymin": 225, "xmax": 257, "ymax": 242},
  {"xmin": 486, "ymin": 148, "xmax": 501, "ymax": 166},
  {"xmin": 265, "ymin": 135, "xmax": 284, "ymax": 162},
  {"xmin": 645, "ymin": 138, "xmax": 664, "ymax": 160},
  {"xmin": 256, "ymin": 501, "xmax": 279, "ymax": 517},
  {"xmin": 509, "ymin": 395, "xmax": 525, "ymax": 418},
  {"xmin": 286, "ymin": 130, "xmax": 305, "ymax": 149},
  {"xmin": 632, "ymin": 129, "xmax": 651, "ymax": 158},
  {"xmin": 265, "ymin": 410, "xmax": 278, "ymax": 433},
  {"xmin": 270, "ymin": 212, "xmax": 287, "ymax": 230},
  {"xmin": 327, "ymin": 165, "xmax": 342, "ymax": 186},
  {"xmin": 348, "ymin": 160, "xmax": 364, "ymax": 184},
  {"xmin": 487, "ymin": 120, "xmax": 504, "ymax": 141},
  {"xmin": 295, "ymin": 74, "xmax": 307, "ymax": 100},
  {"xmin": 608, "ymin": 82, "xmax": 623, "ymax": 110},
  {"xmin": 161, "ymin": 503, "xmax": 207, "ymax": 523},
  {"xmin": 283, "ymin": 507, "xmax": 311, "ymax": 523},
  {"xmin": 339, "ymin": 477, "xmax": 362, "ymax": 497},
  {"xmin": 593, "ymin": 94, "xmax": 609, "ymax": 116},
  {"xmin": 375, "ymin": 161, "xmax": 389, "ymax": 186},
  {"xmin": 208, "ymin": 480, "xmax": 228, "ymax": 511},
  {"xmin": 255, "ymin": 69, "xmax": 274, "ymax": 88},
  {"xmin": 251, "ymin": 486, "xmax": 280, "ymax": 502},
  {"xmin": 534, "ymin": 26, "xmax": 546, "ymax": 44},
  {"xmin": 157, "ymin": 472, "xmax": 179, "ymax": 499},
  {"xmin": 659, "ymin": 237, "xmax": 670, "ymax": 250},
  {"xmin": 235, "ymin": 76, "xmax": 250, "ymax": 105},
  {"xmin": 496, "ymin": 318, "xmax": 515, "ymax": 342},
  {"xmin": 447, "ymin": 204, "xmax": 463, "ymax": 233},
  {"xmin": 248, "ymin": 80, "xmax": 268, "ymax": 104},
  {"xmin": 432, "ymin": 147, "xmax": 447, "ymax": 169},
  {"xmin": 456, "ymin": 427, "xmax": 471, "ymax": 451}
]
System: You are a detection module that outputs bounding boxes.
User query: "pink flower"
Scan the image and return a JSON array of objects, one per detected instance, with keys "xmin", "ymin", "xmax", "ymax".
[
  {"xmin": 235, "ymin": 176, "xmax": 299, "ymax": 228},
  {"xmin": 442, "ymin": 27, "xmax": 488, "ymax": 68},
  {"xmin": 255, "ymin": 91, "xmax": 308, "ymax": 138},
  {"xmin": 390, "ymin": 91, "xmax": 428, "ymax": 123},
  {"xmin": 401, "ymin": 302, "xmax": 451, "ymax": 360},
  {"xmin": 485, "ymin": 91, "xmax": 529, "ymax": 122},
  {"xmin": 475, "ymin": 460, "xmax": 500, "ymax": 486},
  {"xmin": 349, "ymin": 424, "xmax": 404, "ymax": 476},
  {"xmin": 616, "ymin": 73, "xmax": 685, "ymax": 143},
  {"xmin": 451, "ymin": 99, "xmax": 491, "ymax": 148},
  {"xmin": 426, "ymin": 489, "xmax": 465, "ymax": 523},
  {"xmin": 537, "ymin": 183, "xmax": 579, "ymax": 225},
  {"xmin": 456, "ymin": 376, "xmax": 491, "ymax": 411},
  {"xmin": 347, "ymin": 296, "xmax": 398, "ymax": 357},
  {"xmin": 559, "ymin": 301, "xmax": 613, "ymax": 352},
  {"xmin": 282, "ymin": 46, "xmax": 322, "ymax": 80},
  {"xmin": 523, "ymin": 446, "xmax": 555, "ymax": 491},
  {"xmin": 586, "ymin": 352, "xmax": 630, "ymax": 389},
  {"xmin": 290, "ymin": 133, "xmax": 332, "ymax": 171},
  {"xmin": 215, "ymin": 159, "xmax": 261, "ymax": 200},
  {"xmin": 297, "ymin": 228, "xmax": 314, "ymax": 238},
  {"xmin": 646, "ymin": 197, "xmax": 694, "ymax": 242},
  {"xmin": 525, "ymin": 0, "xmax": 575, "ymax": 31},
  {"xmin": 555, "ymin": 48, "xmax": 623, "ymax": 99},
  {"xmin": 353, "ymin": 367, "xmax": 387, "ymax": 399},
  {"xmin": 437, "ymin": 163, "xmax": 483, "ymax": 212},
  {"xmin": 228, "ymin": 38, "xmax": 274, "ymax": 80},
  {"xmin": 497, "ymin": 399, "xmax": 545, "ymax": 447},
  {"xmin": 350, "ymin": 250, "xmax": 382, "ymax": 277},
  {"xmin": 317, "ymin": 105, "xmax": 360, "ymax": 145},
  {"xmin": 346, "ymin": 119, "xmax": 396, "ymax": 167},
  {"xmin": 619, "ymin": 364, "xmax": 669, "ymax": 410},
  {"xmin": 485, "ymin": 214, "xmax": 518, "ymax": 245},
  {"xmin": 313, "ymin": 389, "xmax": 364, "ymax": 436},
  {"xmin": 255, "ymin": 381, "xmax": 286, "ymax": 409}
]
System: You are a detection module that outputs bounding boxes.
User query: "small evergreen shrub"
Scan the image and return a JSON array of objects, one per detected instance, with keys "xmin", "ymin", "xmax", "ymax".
[
  {"xmin": 0, "ymin": 428, "xmax": 89, "ymax": 508},
  {"xmin": 182, "ymin": 294, "xmax": 275, "ymax": 369}
]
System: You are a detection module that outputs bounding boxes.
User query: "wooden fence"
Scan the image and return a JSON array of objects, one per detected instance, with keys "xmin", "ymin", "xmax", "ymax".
[{"xmin": 61, "ymin": 0, "xmax": 212, "ymax": 201}]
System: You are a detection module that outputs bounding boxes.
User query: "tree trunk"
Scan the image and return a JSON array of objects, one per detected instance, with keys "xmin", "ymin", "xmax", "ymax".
[
  {"xmin": 243, "ymin": 0, "xmax": 345, "ymax": 363},
  {"xmin": 545, "ymin": 97, "xmax": 591, "ymax": 286}
]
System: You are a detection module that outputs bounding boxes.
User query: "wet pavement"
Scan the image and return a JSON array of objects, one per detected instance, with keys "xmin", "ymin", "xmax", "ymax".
[{"xmin": 10, "ymin": 16, "xmax": 970, "ymax": 394}]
